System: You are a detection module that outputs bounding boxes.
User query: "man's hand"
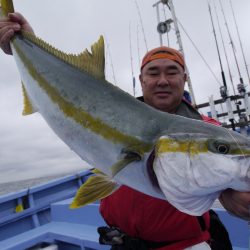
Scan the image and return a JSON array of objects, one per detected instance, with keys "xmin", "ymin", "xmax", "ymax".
[
  {"xmin": 219, "ymin": 189, "xmax": 250, "ymax": 221},
  {"xmin": 0, "ymin": 12, "xmax": 33, "ymax": 55}
]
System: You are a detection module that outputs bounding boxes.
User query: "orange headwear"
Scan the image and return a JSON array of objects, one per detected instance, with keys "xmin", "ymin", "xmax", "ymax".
[{"xmin": 140, "ymin": 46, "xmax": 185, "ymax": 71}]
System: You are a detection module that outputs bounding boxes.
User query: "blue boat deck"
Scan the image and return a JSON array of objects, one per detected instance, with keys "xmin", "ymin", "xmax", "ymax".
[{"xmin": 0, "ymin": 170, "xmax": 249, "ymax": 250}]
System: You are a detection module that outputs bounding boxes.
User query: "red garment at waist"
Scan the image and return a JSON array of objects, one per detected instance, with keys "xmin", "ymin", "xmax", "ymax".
[{"xmin": 100, "ymin": 185, "xmax": 210, "ymax": 250}]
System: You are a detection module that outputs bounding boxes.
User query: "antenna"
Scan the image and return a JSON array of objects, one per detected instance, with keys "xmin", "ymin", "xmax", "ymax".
[
  {"xmin": 213, "ymin": 0, "xmax": 236, "ymax": 96},
  {"xmin": 208, "ymin": 1, "xmax": 236, "ymax": 130},
  {"xmin": 136, "ymin": 24, "xmax": 141, "ymax": 70},
  {"xmin": 134, "ymin": 0, "xmax": 148, "ymax": 52},
  {"xmin": 129, "ymin": 22, "xmax": 136, "ymax": 97},
  {"xmin": 229, "ymin": 0, "xmax": 250, "ymax": 85},
  {"xmin": 218, "ymin": 0, "xmax": 250, "ymax": 123},
  {"xmin": 208, "ymin": 2, "xmax": 226, "ymax": 89},
  {"xmin": 218, "ymin": 0, "xmax": 243, "ymax": 83}
]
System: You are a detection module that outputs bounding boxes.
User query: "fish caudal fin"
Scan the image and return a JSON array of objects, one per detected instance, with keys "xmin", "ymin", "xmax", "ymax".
[
  {"xmin": 70, "ymin": 170, "xmax": 119, "ymax": 209},
  {"xmin": 22, "ymin": 83, "xmax": 37, "ymax": 115},
  {"xmin": 0, "ymin": 0, "xmax": 14, "ymax": 17}
]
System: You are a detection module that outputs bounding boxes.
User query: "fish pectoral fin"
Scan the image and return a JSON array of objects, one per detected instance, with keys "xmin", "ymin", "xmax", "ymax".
[
  {"xmin": 70, "ymin": 174, "xmax": 118, "ymax": 209},
  {"xmin": 111, "ymin": 150, "xmax": 142, "ymax": 177},
  {"xmin": 22, "ymin": 82, "xmax": 37, "ymax": 115},
  {"xmin": 91, "ymin": 168, "xmax": 105, "ymax": 175}
]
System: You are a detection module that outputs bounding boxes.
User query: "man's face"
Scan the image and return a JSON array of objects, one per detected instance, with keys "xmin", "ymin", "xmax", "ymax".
[{"xmin": 140, "ymin": 58, "xmax": 186, "ymax": 113}]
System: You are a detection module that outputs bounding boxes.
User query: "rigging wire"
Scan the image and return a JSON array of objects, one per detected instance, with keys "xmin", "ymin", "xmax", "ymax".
[
  {"xmin": 213, "ymin": 0, "xmax": 236, "ymax": 95},
  {"xmin": 105, "ymin": 36, "xmax": 117, "ymax": 86},
  {"xmin": 176, "ymin": 19, "xmax": 222, "ymax": 86},
  {"xmin": 229, "ymin": 0, "xmax": 250, "ymax": 84},
  {"xmin": 134, "ymin": 0, "xmax": 148, "ymax": 52}
]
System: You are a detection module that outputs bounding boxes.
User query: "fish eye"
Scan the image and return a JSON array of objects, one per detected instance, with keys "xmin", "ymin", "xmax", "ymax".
[
  {"xmin": 215, "ymin": 143, "xmax": 230, "ymax": 154},
  {"xmin": 208, "ymin": 140, "xmax": 230, "ymax": 154}
]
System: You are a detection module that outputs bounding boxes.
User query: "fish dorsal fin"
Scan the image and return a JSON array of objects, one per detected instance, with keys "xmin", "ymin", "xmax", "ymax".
[
  {"xmin": 0, "ymin": 0, "xmax": 15, "ymax": 17},
  {"xmin": 22, "ymin": 82, "xmax": 37, "ymax": 115},
  {"xmin": 70, "ymin": 171, "xmax": 119, "ymax": 209},
  {"xmin": 22, "ymin": 31, "xmax": 105, "ymax": 80}
]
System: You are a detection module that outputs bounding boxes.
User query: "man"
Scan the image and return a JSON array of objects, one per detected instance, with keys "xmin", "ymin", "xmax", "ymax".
[
  {"xmin": 99, "ymin": 47, "xmax": 230, "ymax": 250},
  {"xmin": 1, "ymin": 12, "xmax": 249, "ymax": 250}
]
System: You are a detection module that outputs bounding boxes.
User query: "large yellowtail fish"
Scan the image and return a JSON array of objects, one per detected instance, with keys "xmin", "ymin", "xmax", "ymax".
[{"xmin": 1, "ymin": 0, "xmax": 250, "ymax": 216}]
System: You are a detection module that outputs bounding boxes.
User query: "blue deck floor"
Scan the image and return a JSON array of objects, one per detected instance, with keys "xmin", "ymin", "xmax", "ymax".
[{"xmin": 0, "ymin": 171, "xmax": 248, "ymax": 249}]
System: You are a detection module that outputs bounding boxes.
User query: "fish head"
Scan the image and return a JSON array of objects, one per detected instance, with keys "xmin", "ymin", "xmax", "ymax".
[{"xmin": 153, "ymin": 130, "xmax": 250, "ymax": 198}]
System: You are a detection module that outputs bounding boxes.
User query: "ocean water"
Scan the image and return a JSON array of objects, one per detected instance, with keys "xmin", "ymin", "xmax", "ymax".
[{"xmin": 0, "ymin": 174, "xmax": 68, "ymax": 196}]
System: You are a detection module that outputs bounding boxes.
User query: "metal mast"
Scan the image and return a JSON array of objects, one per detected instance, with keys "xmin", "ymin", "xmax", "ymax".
[{"xmin": 153, "ymin": 0, "xmax": 196, "ymax": 105}]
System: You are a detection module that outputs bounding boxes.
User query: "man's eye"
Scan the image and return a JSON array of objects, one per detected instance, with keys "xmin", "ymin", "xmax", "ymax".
[
  {"xmin": 148, "ymin": 71, "xmax": 159, "ymax": 76},
  {"xmin": 167, "ymin": 71, "xmax": 178, "ymax": 75}
]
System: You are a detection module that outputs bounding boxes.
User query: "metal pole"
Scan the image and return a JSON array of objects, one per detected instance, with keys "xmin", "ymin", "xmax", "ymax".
[
  {"xmin": 209, "ymin": 95, "xmax": 218, "ymax": 120},
  {"xmin": 153, "ymin": 1, "xmax": 163, "ymax": 46},
  {"xmin": 167, "ymin": 0, "xmax": 196, "ymax": 105}
]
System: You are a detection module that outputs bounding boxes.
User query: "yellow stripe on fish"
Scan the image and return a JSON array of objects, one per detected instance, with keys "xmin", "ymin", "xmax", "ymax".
[
  {"xmin": 13, "ymin": 38, "xmax": 151, "ymax": 154},
  {"xmin": 156, "ymin": 137, "xmax": 250, "ymax": 156},
  {"xmin": 155, "ymin": 137, "xmax": 208, "ymax": 156}
]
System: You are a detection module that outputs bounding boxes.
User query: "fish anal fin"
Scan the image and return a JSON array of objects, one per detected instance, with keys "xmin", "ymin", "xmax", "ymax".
[
  {"xmin": 22, "ymin": 82, "xmax": 37, "ymax": 115},
  {"xmin": 70, "ymin": 174, "xmax": 118, "ymax": 209}
]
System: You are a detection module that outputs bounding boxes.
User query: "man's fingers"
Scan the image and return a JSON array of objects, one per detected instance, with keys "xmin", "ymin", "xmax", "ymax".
[
  {"xmin": 0, "ymin": 27, "xmax": 15, "ymax": 55},
  {"xmin": 220, "ymin": 189, "xmax": 250, "ymax": 221},
  {"xmin": 8, "ymin": 12, "xmax": 27, "ymax": 25},
  {"xmin": 8, "ymin": 12, "xmax": 34, "ymax": 33},
  {"xmin": 230, "ymin": 203, "xmax": 250, "ymax": 220}
]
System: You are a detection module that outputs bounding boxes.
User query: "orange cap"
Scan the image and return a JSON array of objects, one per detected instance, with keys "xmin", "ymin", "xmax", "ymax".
[{"xmin": 141, "ymin": 46, "xmax": 185, "ymax": 71}]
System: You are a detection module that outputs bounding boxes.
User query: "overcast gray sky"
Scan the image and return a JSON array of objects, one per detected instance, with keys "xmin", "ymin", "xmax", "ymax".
[{"xmin": 0, "ymin": 0, "xmax": 249, "ymax": 183}]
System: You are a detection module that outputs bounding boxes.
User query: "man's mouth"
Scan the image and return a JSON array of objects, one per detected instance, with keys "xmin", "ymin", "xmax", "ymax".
[{"xmin": 155, "ymin": 91, "xmax": 171, "ymax": 97}]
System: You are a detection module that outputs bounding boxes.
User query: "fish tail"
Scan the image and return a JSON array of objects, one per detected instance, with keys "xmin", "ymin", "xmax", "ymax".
[{"xmin": 0, "ymin": 0, "xmax": 15, "ymax": 17}]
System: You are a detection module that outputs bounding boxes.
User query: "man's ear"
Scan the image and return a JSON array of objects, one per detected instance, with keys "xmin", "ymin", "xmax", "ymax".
[
  {"xmin": 139, "ymin": 74, "xmax": 144, "ymax": 87},
  {"xmin": 183, "ymin": 73, "xmax": 187, "ymax": 82}
]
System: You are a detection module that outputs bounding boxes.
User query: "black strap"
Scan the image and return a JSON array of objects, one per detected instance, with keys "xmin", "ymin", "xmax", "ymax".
[
  {"xmin": 208, "ymin": 210, "xmax": 233, "ymax": 250},
  {"xmin": 197, "ymin": 215, "xmax": 207, "ymax": 231},
  {"xmin": 98, "ymin": 226, "xmax": 176, "ymax": 250}
]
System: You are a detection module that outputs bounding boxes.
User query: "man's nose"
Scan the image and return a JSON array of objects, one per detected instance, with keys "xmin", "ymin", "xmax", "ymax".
[{"xmin": 157, "ymin": 73, "xmax": 169, "ymax": 86}]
